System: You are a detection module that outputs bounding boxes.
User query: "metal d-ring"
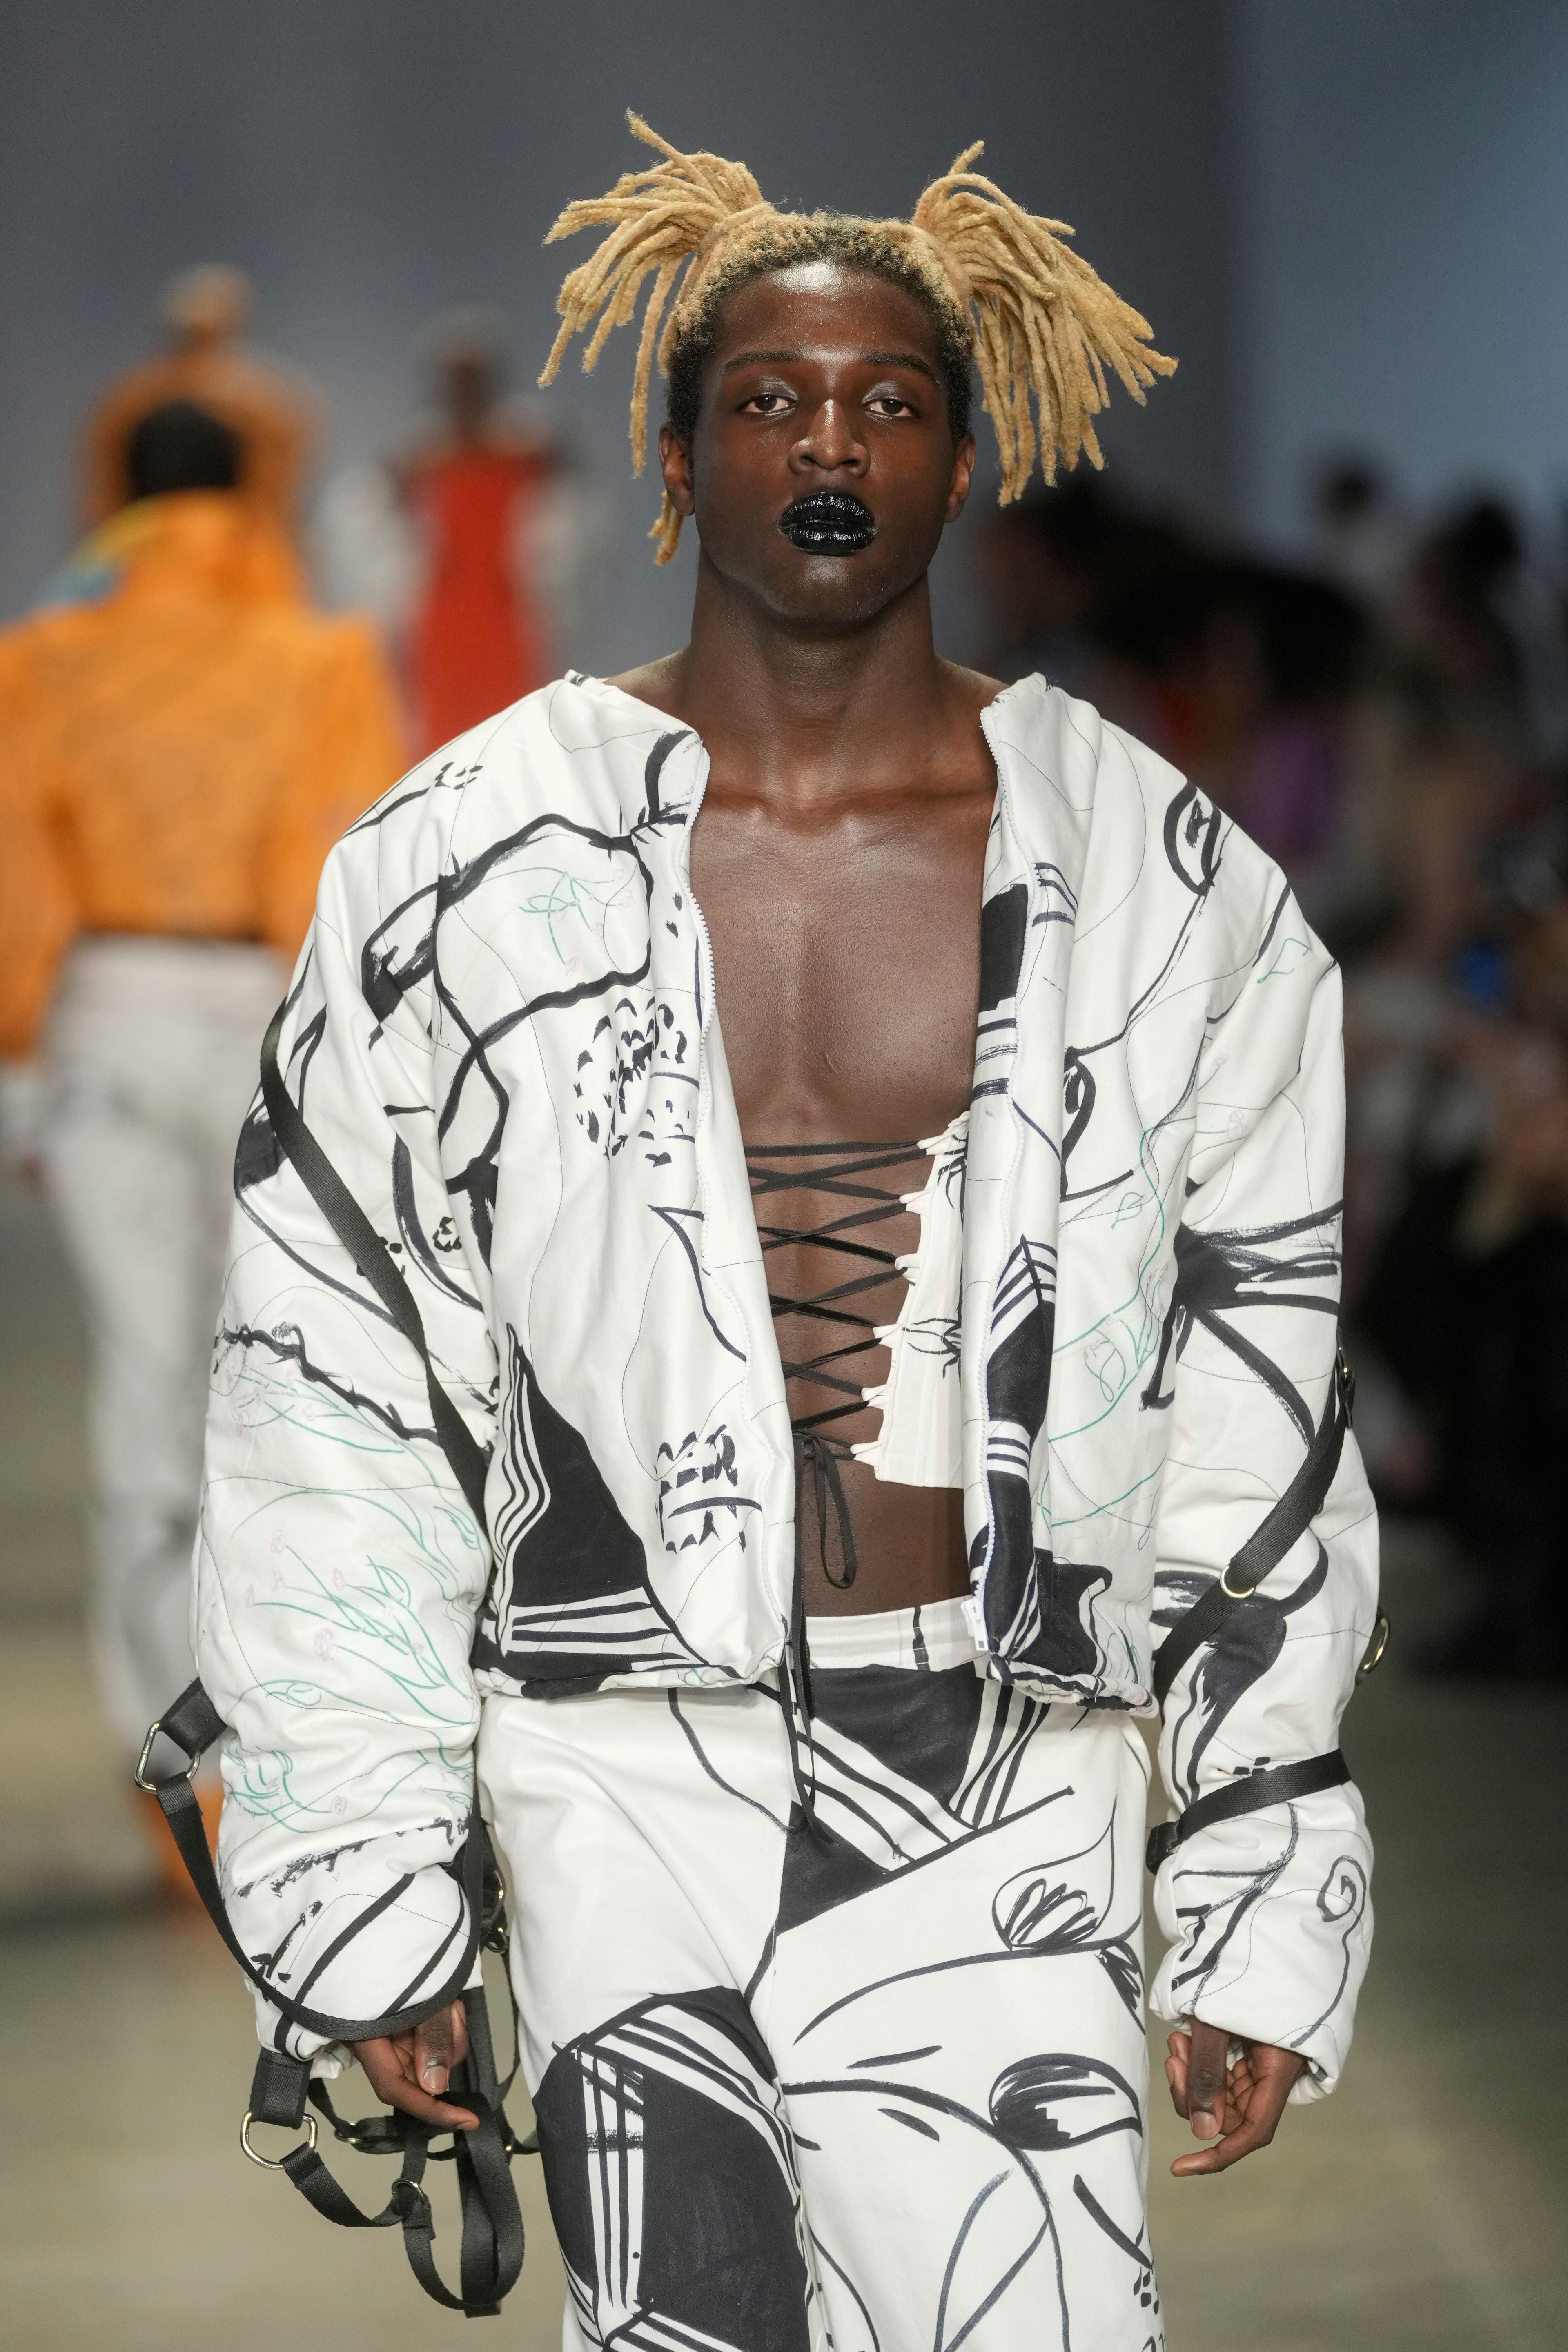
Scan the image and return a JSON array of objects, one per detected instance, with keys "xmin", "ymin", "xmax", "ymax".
[
  {"xmin": 133, "ymin": 1719, "xmax": 201, "ymax": 1795},
  {"xmin": 241, "ymin": 2109, "xmax": 320, "ymax": 2169}
]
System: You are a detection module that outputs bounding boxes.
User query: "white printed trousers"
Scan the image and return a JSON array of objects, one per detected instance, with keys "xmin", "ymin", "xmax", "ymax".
[
  {"xmin": 479, "ymin": 1598, "xmax": 1161, "ymax": 2352},
  {"xmin": 43, "ymin": 936, "xmax": 283, "ymax": 1750}
]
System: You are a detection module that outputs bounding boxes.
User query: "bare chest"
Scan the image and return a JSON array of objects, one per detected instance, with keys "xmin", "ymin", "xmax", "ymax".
[{"xmin": 691, "ymin": 790, "xmax": 991, "ymax": 1144}]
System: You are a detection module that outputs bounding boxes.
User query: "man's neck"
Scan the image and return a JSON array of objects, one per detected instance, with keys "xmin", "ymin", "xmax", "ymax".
[{"xmin": 614, "ymin": 555, "xmax": 981, "ymax": 807}]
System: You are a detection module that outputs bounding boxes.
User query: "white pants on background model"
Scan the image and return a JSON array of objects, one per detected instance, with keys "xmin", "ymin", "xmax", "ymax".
[
  {"xmin": 42, "ymin": 936, "xmax": 283, "ymax": 1752},
  {"xmin": 479, "ymin": 1596, "xmax": 1160, "ymax": 2352}
]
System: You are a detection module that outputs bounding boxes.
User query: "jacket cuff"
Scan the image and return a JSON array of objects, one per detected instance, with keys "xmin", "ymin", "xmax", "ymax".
[
  {"xmin": 1148, "ymin": 1783, "xmax": 1374, "ymax": 2098},
  {"xmin": 227, "ymin": 1841, "xmax": 477, "ymax": 2063}
]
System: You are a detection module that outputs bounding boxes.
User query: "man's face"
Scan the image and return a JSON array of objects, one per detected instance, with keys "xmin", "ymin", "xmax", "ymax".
[{"xmin": 659, "ymin": 260, "xmax": 976, "ymax": 630}]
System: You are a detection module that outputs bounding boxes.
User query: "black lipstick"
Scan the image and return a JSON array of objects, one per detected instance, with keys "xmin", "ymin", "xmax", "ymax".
[{"xmin": 778, "ymin": 491, "xmax": 877, "ymax": 556}]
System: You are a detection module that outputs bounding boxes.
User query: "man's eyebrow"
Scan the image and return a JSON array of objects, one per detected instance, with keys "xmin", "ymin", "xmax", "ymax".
[
  {"xmin": 720, "ymin": 348, "xmax": 803, "ymax": 372},
  {"xmin": 860, "ymin": 349, "xmax": 940, "ymax": 384},
  {"xmin": 720, "ymin": 345, "xmax": 940, "ymax": 385}
]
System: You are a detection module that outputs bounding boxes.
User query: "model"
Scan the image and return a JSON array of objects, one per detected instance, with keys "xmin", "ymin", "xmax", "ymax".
[
  {"xmin": 82, "ymin": 265, "xmax": 317, "ymax": 534},
  {"xmin": 194, "ymin": 120, "xmax": 1378, "ymax": 2348},
  {"xmin": 0, "ymin": 399, "xmax": 403, "ymax": 1879}
]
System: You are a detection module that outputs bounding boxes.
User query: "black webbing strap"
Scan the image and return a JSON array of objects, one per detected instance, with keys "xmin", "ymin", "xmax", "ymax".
[
  {"xmin": 1152, "ymin": 1351, "xmax": 1355, "ymax": 1711},
  {"xmin": 1145, "ymin": 1748, "xmax": 1351, "ymax": 1873},
  {"xmin": 244, "ymin": 1991, "xmax": 528, "ymax": 2318},
  {"xmin": 139, "ymin": 1000, "xmax": 534, "ymax": 2314},
  {"xmin": 1145, "ymin": 1350, "xmax": 1362, "ymax": 1875},
  {"xmin": 258, "ymin": 1000, "xmax": 490, "ymax": 1525},
  {"xmin": 141, "ymin": 1682, "xmax": 532, "ymax": 2314}
]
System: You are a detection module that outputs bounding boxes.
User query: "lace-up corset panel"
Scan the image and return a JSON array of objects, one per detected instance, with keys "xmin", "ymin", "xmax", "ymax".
[{"xmin": 744, "ymin": 1129, "xmax": 969, "ymax": 1615}]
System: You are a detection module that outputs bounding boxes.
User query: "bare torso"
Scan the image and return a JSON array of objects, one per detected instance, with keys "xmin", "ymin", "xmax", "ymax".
[{"xmin": 620, "ymin": 655, "xmax": 1000, "ymax": 1613}]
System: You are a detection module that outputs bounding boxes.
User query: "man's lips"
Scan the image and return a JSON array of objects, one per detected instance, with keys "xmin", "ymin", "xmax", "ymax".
[{"xmin": 778, "ymin": 491, "xmax": 878, "ymax": 556}]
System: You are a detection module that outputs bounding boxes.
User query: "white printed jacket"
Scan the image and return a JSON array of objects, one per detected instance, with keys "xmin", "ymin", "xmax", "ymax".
[{"xmin": 195, "ymin": 673, "xmax": 1379, "ymax": 2093}]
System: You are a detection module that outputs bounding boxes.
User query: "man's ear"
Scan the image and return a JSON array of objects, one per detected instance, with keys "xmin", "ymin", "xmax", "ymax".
[
  {"xmin": 946, "ymin": 432, "xmax": 977, "ymax": 524},
  {"xmin": 658, "ymin": 423, "xmax": 696, "ymax": 519}
]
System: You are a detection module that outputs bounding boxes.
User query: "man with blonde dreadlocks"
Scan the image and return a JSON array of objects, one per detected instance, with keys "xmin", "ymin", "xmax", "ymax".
[{"xmin": 196, "ymin": 118, "xmax": 1379, "ymax": 2352}]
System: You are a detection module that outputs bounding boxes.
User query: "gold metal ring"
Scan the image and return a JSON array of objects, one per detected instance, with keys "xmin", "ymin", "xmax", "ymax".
[
  {"xmin": 1358, "ymin": 1613, "xmax": 1390, "ymax": 1677},
  {"xmin": 1219, "ymin": 1565, "xmax": 1256, "ymax": 1601},
  {"xmin": 241, "ymin": 2109, "xmax": 319, "ymax": 2169}
]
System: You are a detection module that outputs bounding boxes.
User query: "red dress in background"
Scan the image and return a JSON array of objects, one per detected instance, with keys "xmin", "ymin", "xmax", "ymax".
[{"xmin": 407, "ymin": 444, "xmax": 551, "ymax": 755}]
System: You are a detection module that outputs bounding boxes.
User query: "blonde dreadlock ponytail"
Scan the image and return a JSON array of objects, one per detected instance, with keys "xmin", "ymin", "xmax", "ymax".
[
  {"xmin": 902, "ymin": 146, "xmax": 1176, "ymax": 498},
  {"xmin": 541, "ymin": 114, "xmax": 1174, "ymax": 563}
]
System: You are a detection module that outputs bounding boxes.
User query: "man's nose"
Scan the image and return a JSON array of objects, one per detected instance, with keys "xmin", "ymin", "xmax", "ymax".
[{"xmin": 790, "ymin": 399, "xmax": 866, "ymax": 474}]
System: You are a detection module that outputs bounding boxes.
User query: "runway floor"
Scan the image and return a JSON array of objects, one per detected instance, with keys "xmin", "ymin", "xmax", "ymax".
[{"xmin": 2, "ymin": 1174, "xmax": 1564, "ymax": 2350}]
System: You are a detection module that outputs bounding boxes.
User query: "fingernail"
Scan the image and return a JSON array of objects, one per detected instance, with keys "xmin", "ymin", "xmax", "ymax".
[
  {"xmin": 1192, "ymin": 2109, "xmax": 1219, "ymax": 2140},
  {"xmin": 423, "ymin": 2065, "xmax": 446, "ymax": 2091}
]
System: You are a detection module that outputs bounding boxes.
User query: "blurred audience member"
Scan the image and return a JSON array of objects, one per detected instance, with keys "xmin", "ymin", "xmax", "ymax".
[
  {"xmin": 317, "ymin": 307, "xmax": 608, "ymax": 753},
  {"xmin": 1340, "ymin": 710, "xmax": 1516, "ymax": 1302},
  {"xmin": 0, "ymin": 401, "xmax": 405, "ymax": 1866},
  {"xmin": 82, "ymin": 265, "xmax": 317, "ymax": 534},
  {"xmin": 1358, "ymin": 897, "xmax": 1568, "ymax": 1675},
  {"xmin": 1098, "ymin": 557, "xmax": 1365, "ymax": 924},
  {"xmin": 975, "ymin": 477, "xmax": 1117, "ymax": 697},
  {"xmin": 971, "ymin": 450, "xmax": 1568, "ymax": 1667},
  {"xmin": 1309, "ymin": 455, "xmax": 1413, "ymax": 615}
]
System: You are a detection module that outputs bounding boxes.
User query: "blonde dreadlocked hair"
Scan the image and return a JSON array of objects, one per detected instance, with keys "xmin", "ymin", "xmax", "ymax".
[{"xmin": 540, "ymin": 114, "xmax": 1176, "ymax": 564}]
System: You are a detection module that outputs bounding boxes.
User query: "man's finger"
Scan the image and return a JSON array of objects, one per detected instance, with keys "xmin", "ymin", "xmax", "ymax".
[
  {"xmin": 415, "ymin": 2005, "xmax": 456, "ymax": 2095},
  {"xmin": 350, "ymin": 2025, "xmax": 478, "ymax": 2133},
  {"xmin": 1170, "ymin": 2106, "xmax": 1277, "ymax": 2175},
  {"xmin": 1169, "ymin": 2037, "xmax": 1305, "ymax": 2176},
  {"xmin": 1183, "ymin": 2018, "xmax": 1230, "ymax": 2140}
]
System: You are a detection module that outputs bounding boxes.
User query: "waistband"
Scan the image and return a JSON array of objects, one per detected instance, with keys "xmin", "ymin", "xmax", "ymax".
[
  {"xmin": 803, "ymin": 1594, "xmax": 977, "ymax": 1674},
  {"xmin": 54, "ymin": 933, "xmax": 285, "ymax": 1014}
]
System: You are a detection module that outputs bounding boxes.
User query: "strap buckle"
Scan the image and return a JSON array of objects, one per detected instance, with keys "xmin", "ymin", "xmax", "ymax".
[
  {"xmin": 1145, "ymin": 1820, "xmax": 1182, "ymax": 1873},
  {"xmin": 241, "ymin": 2109, "xmax": 320, "ymax": 2169}
]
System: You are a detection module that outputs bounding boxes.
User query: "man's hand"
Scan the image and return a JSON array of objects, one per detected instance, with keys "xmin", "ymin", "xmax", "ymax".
[
  {"xmin": 349, "ymin": 1997, "xmax": 478, "ymax": 2132},
  {"xmin": 1165, "ymin": 2019, "xmax": 1306, "ymax": 2175}
]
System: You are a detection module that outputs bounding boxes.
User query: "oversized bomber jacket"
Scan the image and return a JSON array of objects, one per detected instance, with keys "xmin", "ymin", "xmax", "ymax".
[{"xmin": 195, "ymin": 672, "xmax": 1378, "ymax": 2094}]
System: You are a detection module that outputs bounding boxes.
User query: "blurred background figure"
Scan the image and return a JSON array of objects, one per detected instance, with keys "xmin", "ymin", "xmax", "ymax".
[
  {"xmin": 316, "ymin": 305, "xmax": 608, "ymax": 753},
  {"xmin": 1, "ymin": 9, "xmax": 1566, "ymax": 2341},
  {"xmin": 80, "ymin": 264, "xmax": 317, "ymax": 535},
  {"xmin": 969, "ymin": 445, "xmax": 1568, "ymax": 1683},
  {"xmin": 1309, "ymin": 455, "xmax": 1413, "ymax": 617},
  {"xmin": 0, "ymin": 398, "xmax": 404, "ymax": 1884}
]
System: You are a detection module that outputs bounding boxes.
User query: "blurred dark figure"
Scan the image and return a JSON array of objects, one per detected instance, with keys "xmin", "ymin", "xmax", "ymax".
[
  {"xmin": 1393, "ymin": 499, "xmax": 1532, "ymax": 765},
  {"xmin": 0, "ymin": 401, "xmax": 405, "ymax": 1874},
  {"xmin": 975, "ymin": 477, "xmax": 1119, "ymax": 696},
  {"xmin": 82, "ymin": 264, "xmax": 317, "ymax": 535},
  {"xmin": 974, "ymin": 476, "xmax": 1193, "ymax": 702},
  {"xmin": 1310, "ymin": 455, "xmax": 1412, "ymax": 614},
  {"xmin": 1097, "ymin": 557, "xmax": 1366, "ymax": 923},
  {"xmin": 1359, "ymin": 895, "xmax": 1568, "ymax": 1675}
]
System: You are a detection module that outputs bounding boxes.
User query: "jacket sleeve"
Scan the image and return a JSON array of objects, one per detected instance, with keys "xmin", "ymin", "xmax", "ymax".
[
  {"xmin": 1147, "ymin": 860, "xmax": 1379, "ymax": 2098},
  {"xmin": 194, "ymin": 809, "xmax": 497, "ymax": 2065}
]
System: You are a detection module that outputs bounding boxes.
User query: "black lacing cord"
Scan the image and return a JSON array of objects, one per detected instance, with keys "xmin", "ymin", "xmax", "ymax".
[{"xmin": 744, "ymin": 1140, "xmax": 925, "ymax": 1840}]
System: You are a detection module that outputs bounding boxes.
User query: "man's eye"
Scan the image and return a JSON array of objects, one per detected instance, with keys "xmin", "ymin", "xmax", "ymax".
[
  {"xmin": 743, "ymin": 392, "xmax": 791, "ymax": 415},
  {"xmin": 866, "ymin": 397, "xmax": 914, "ymax": 419}
]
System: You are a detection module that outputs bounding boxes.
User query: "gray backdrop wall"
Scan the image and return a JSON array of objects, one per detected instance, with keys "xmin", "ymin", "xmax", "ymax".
[
  {"xmin": 0, "ymin": 0, "xmax": 1236, "ymax": 667},
  {"xmin": 1236, "ymin": 0, "xmax": 1568, "ymax": 549}
]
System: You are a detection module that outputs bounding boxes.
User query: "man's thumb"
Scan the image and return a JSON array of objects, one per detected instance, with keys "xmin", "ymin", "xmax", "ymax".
[
  {"xmin": 416, "ymin": 2006, "xmax": 455, "ymax": 2092},
  {"xmin": 1185, "ymin": 2018, "xmax": 1229, "ymax": 2140}
]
